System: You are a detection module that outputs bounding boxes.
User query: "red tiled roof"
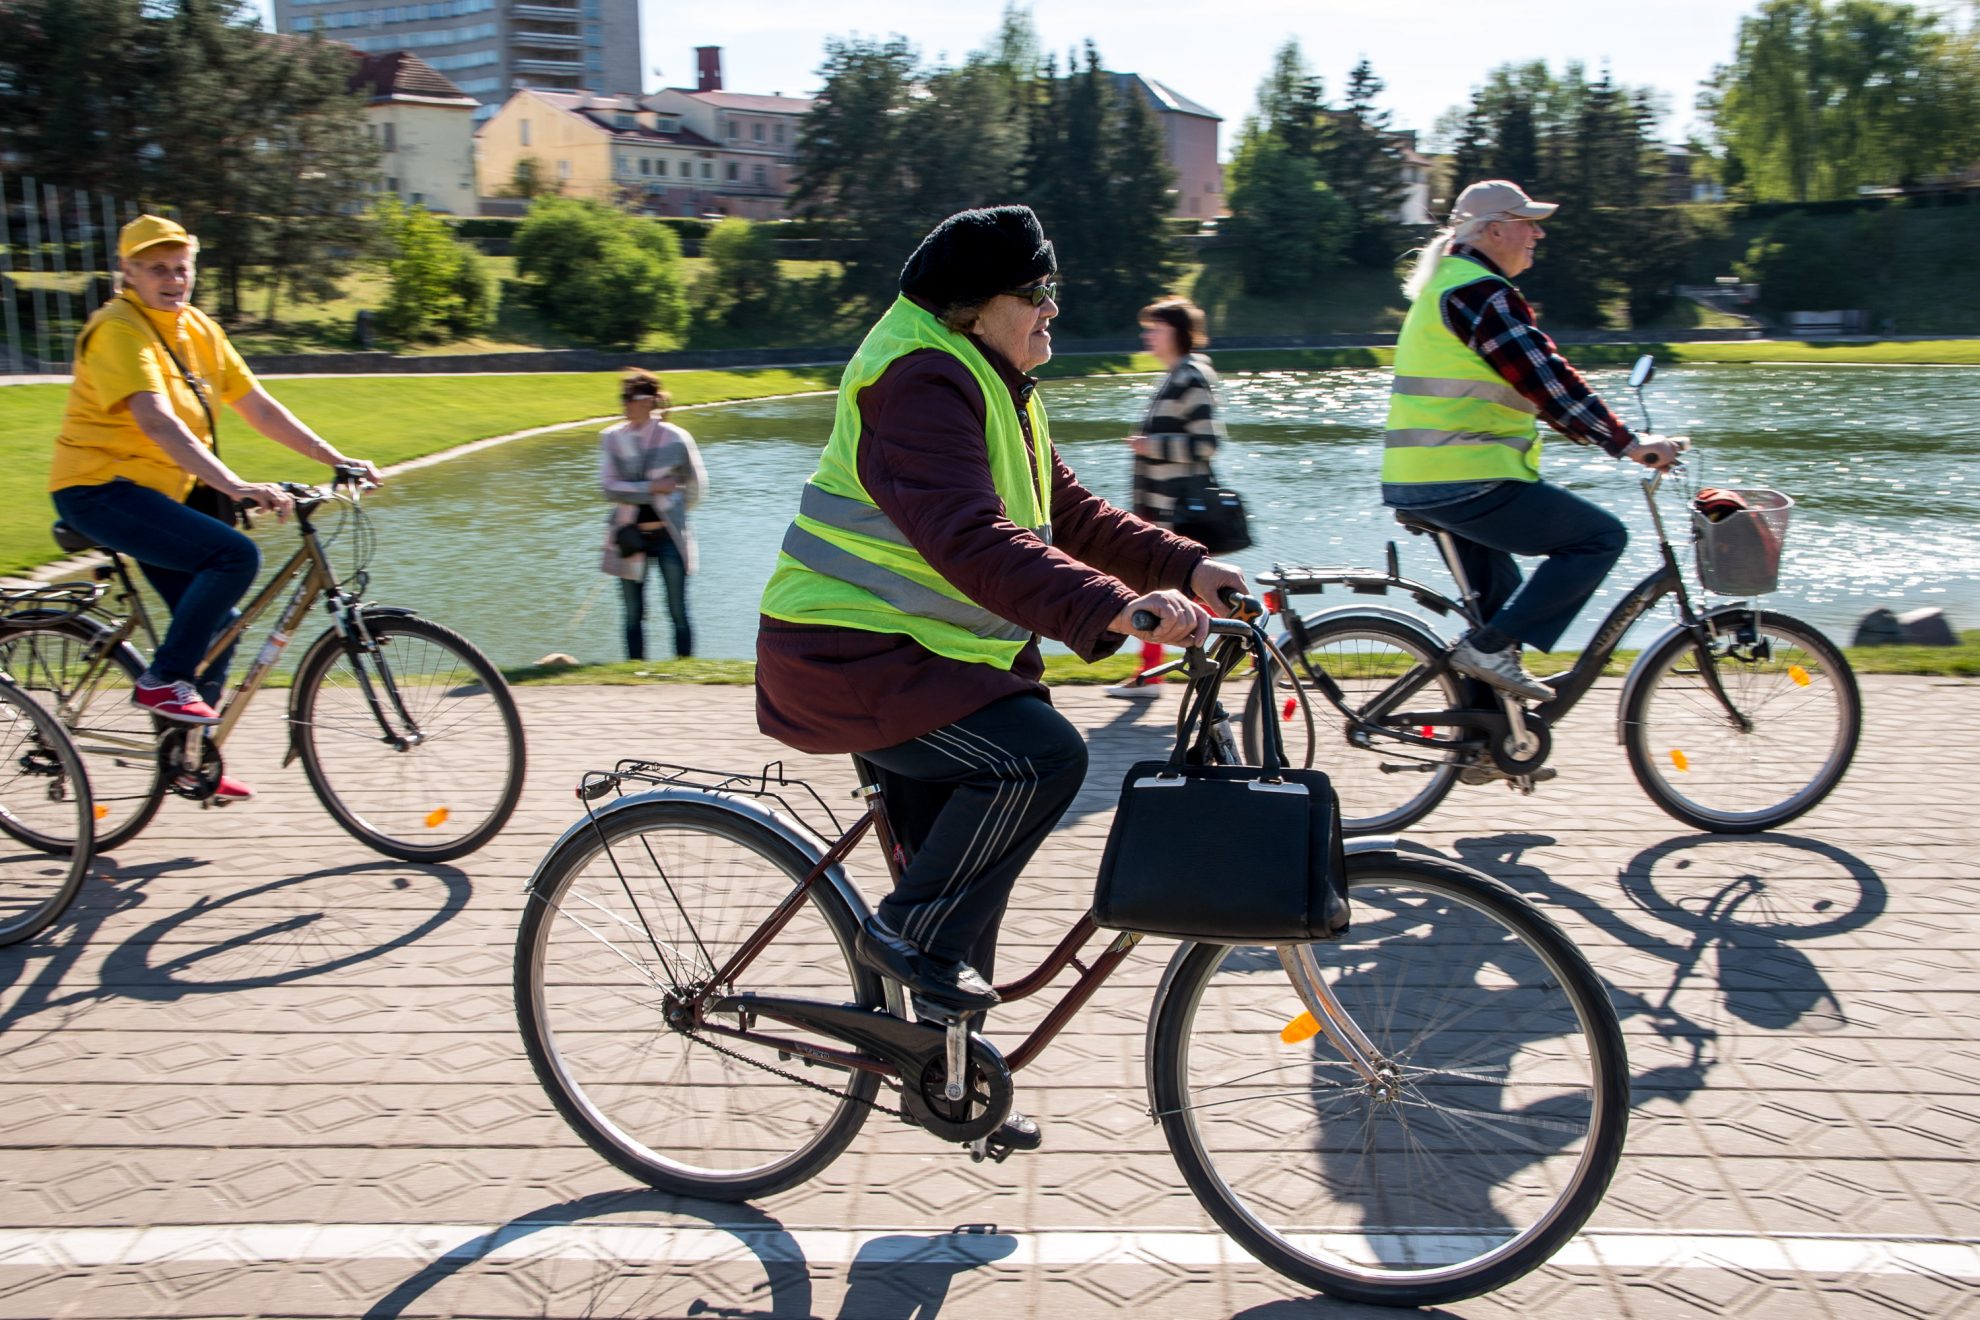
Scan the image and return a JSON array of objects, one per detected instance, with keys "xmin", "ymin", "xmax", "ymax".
[
  {"xmin": 661, "ymin": 89, "xmax": 814, "ymax": 114},
  {"xmin": 348, "ymin": 50, "xmax": 477, "ymax": 104}
]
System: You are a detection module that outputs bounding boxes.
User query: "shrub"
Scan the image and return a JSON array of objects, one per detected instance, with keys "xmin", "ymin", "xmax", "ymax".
[
  {"xmin": 691, "ymin": 218, "xmax": 783, "ymax": 330},
  {"xmin": 374, "ymin": 198, "xmax": 499, "ymax": 342},
  {"xmin": 1223, "ymin": 134, "xmax": 1351, "ymax": 292},
  {"xmin": 513, "ymin": 197, "xmax": 688, "ymax": 347}
]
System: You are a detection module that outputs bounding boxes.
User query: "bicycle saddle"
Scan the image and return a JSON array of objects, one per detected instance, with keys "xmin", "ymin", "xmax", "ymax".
[
  {"xmin": 50, "ymin": 521, "xmax": 101, "ymax": 554},
  {"xmin": 1391, "ymin": 509, "xmax": 1442, "ymax": 536}
]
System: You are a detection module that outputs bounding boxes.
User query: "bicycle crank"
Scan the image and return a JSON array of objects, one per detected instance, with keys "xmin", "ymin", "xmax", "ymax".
[
  {"xmin": 706, "ymin": 993, "xmax": 1014, "ymax": 1143},
  {"xmin": 159, "ymin": 727, "xmax": 228, "ymax": 803}
]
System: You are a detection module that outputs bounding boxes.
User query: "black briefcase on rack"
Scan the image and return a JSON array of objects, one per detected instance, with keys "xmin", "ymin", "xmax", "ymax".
[{"xmin": 1090, "ymin": 648, "xmax": 1348, "ymax": 943}]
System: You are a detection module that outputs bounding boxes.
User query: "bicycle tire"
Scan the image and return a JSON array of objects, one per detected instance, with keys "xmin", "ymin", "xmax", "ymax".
[
  {"xmin": 1243, "ymin": 613, "xmax": 1465, "ymax": 834},
  {"xmin": 1148, "ymin": 851, "xmax": 1629, "ymax": 1307},
  {"xmin": 515, "ymin": 796, "xmax": 882, "ymax": 1200},
  {"xmin": 0, "ymin": 614, "xmax": 165, "ymax": 852},
  {"xmin": 1623, "ymin": 609, "xmax": 1860, "ymax": 834},
  {"xmin": 0, "ymin": 678, "xmax": 94, "ymax": 945},
  {"xmin": 291, "ymin": 612, "xmax": 525, "ymax": 861}
]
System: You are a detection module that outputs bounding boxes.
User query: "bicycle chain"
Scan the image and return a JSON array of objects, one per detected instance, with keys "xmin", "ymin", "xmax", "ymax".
[{"xmin": 680, "ymin": 1024, "xmax": 908, "ymax": 1121}]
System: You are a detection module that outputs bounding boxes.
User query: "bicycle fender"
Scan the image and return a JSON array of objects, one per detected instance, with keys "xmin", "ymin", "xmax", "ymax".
[
  {"xmin": 1271, "ymin": 603, "xmax": 1451, "ymax": 660},
  {"xmin": 1141, "ymin": 835, "xmax": 1401, "ymax": 1112},
  {"xmin": 281, "ymin": 607, "xmax": 423, "ymax": 767},
  {"xmin": 1613, "ymin": 604, "xmax": 1758, "ymax": 745}
]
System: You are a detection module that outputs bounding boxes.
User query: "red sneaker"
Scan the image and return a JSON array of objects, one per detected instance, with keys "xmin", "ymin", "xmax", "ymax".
[
  {"xmin": 212, "ymin": 776, "xmax": 254, "ymax": 803},
  {"xmin": 131, "ymin": 675, "xmax": 221, "ymax": 724}
]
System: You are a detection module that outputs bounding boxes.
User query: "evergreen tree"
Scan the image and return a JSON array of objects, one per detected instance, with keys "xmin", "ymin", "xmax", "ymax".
[
  {"xmin": 1255, "ymin": 40, "xmax": 1325, "ymax": 162},
  {"xmin": 0, "ymin": 0, "xmax": 153, "ymax": 195},
  {"xmin": 1224, "ymin": 128, "xmax": 1351, "ymax": 291},
  {"xmin": 1318, "ymin": 59, "xmax": 1407, "ymax": 266}
]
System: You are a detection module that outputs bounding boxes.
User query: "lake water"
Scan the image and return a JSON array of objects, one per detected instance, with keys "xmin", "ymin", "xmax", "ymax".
[{"xmin": 298, "ymin": 363, "xmax": 1980, "ymax": 665}]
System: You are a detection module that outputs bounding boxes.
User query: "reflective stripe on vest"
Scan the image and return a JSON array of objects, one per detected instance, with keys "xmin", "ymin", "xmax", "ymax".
[
  {"xmin": 1383, "ymin": 256, "xmax": 1543, "ymax": 484},
  {"xmin": 758, "ymin": 296, "xmax": 1054, "ymax": 669}
]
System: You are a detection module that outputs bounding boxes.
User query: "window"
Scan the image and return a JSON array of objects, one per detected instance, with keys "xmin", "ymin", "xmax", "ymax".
[
  {"xmin": 380, "ymin": 122, "xmax": 396, "ymax": 153},
  {"xmin": 386, "ymin": 176, "xmax": 400, "ymax": 193},
  {"xmin": 725, "ymin": 161, "xmax": 738, "ymax": 181},
  {"xmin": 639, "ymin": 158, "xmax": 651, "ymax": 175},
  {"xmin": 617, "ymin": 154, "xmax": 630, "ymax": 175},
  {"xmin": 752, "ymin": 163, "xmax": 765, "ymax": 187},
  {"xmin": 519, "ymin": 119, "xmax": 531, "ymax": 147},
  {"xmin": 725, "ymin": 120, "xmax": 736, "ymax": 138},
  {"xmin": 411, "ymin": 192, "xmax": 424, "ymax": 204},
  {"xmin": 557, "ymin": 159, "xmax": 571, "ymax": 178},
  {"xmin": 774, "ymin": 123, "xmax": 784, "ymax": 145},
  {"xmin": 752, "ymin": 122, "xmax": 763, "ymax": 142},
  {"xmin": 701, "ymin": 160, "xmax": 712, "ymax": 179}
]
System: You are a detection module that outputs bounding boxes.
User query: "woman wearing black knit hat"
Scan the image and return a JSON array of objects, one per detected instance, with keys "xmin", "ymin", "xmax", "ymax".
[{"xmin": 756, "ymin": 205, "xmax": 1249, "ymax": 1156}]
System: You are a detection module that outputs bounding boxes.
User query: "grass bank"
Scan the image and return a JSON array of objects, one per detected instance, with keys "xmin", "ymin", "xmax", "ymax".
[{"xmin": 502, "ymin": 632, "xmax": 1980, "ymax": 686}]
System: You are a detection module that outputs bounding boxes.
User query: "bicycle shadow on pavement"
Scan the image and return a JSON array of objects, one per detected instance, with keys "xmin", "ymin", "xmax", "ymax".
[
  {"xmin": 836, "ymin": 1228, "xmax": 1018, "ymax": 1318},
  {"xmin": 360, "ymin": 1189, "xmax": 819, "ymax": 1319},
  {"xmin": 1233, "ymin": 1297, "xmax": 1470, "ymax": 1319},
  {"xmin": 0, "ymin": 852, "xmax": 204, "ymax": 1041},
  {"xmin": 1061, "ymin": 693, "xmax": 1189, "ymax": 828}
]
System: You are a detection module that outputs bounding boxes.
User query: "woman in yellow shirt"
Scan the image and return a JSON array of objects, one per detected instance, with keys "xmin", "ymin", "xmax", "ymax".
[{"xmin": 50, "ymin": 216, "xmax": 378, "ymax": 791}]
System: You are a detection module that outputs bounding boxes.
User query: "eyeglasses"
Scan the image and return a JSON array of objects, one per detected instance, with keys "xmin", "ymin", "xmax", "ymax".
[
  {"xmin": 1001, "ymin": 280, "xmax": 1059, "ymax": 307},
  {"xmin": 622, "ymin": 390, "xmax": 656, "ymax": 403}
]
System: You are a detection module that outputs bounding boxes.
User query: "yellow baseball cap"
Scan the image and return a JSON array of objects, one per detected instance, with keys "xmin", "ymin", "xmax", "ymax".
[{"xmin": 118, "ymin": 214, "xmax": 199, "ymax": 260}]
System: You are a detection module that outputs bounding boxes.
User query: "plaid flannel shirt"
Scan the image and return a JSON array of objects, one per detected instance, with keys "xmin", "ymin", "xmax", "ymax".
[{"xmin": 1442, "ymin": 245, "xmax": 1635, "ymax": 457}]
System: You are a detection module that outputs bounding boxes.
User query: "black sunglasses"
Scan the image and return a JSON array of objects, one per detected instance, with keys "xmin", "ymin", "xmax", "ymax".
[{"xmin": 1001, "ymin": 279, "xmax": 1059, "ymax": 307}]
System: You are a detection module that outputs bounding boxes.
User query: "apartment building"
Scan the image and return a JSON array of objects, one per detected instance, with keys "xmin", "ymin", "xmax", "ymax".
[
  {"xmin": 349, "ymin": 51, "xmax": 480, "ymax": 214},
  {"xmin": 272, "ymin": 0, "xmax": 643, "ymax": 119},
  {"xmin": 641, "ymin": 48, "xmax": 812, "ymax": 221},
  {"xmin": 1111, "ymin": 73, "xmax": 1224, "ymax": 219},
  {"xmin": 476, "ymin": 86, "xmax": 732, "ymax": 214}
]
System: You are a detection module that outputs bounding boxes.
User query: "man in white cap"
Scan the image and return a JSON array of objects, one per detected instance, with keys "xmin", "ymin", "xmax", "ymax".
[{"xmin": 1383, "ymin": 180, "xmax": 1682, "ymax": 704}]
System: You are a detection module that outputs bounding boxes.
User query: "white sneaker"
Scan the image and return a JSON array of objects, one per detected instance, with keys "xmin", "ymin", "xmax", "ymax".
[{"xmin": 1447, "ymin": 640, "xmax": 1554, "ymax": 703}]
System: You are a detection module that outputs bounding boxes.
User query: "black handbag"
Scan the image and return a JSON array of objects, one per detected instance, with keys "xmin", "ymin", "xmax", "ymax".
[
  {"xmin": 1171, "ymin": 470, "xmax": 1253, "ymax": 556},
  {"xmin": 1090, "ymin": 641, "xmax": 1348, "ymax": 943}
]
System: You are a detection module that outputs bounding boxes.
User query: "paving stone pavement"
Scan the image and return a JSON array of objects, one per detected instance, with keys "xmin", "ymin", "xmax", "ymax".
[{"xmin": 2, "ymin": 677, "xmax": 1975, "ymax": 1320}]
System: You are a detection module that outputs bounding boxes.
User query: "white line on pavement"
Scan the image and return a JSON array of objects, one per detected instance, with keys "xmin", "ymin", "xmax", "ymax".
[{"xmin": 0, "ymin": 1224, "xmax": 1974, "ymax": 1278}]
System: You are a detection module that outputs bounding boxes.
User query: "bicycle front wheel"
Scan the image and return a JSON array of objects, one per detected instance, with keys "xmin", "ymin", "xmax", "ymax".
[
  {"xmin": 0, "ymin": 615, "xmax": 164, "ymax": 852},
  {"xmin": 1149, "ymin": 852, "xmax": 1629, "ymax": 1307},
  {"xmin": 1624, "ymin": 610, "xmax": 1860, "ymax": 833},
  {"xmin": 0, "ymin": 679, "xmax": 93, "ymax": 945},
  {"xmin": 292, "ymin": 614, "xmax": 525, "ymax": 861},
  {"xmin": 1245, "ymin": 615, "xmax": 1465, "ymax": 834},
  {"xmin": 515, "ymin": 797, "xmax": 882, "ymax": 1200}
]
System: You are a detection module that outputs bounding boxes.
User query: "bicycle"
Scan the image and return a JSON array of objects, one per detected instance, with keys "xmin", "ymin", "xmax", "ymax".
[
  {"xmin": 1243, "ymin": 355, "xmax": 1861, "ymax": 836},
  {"xmin": 0, "ymin": 671, "xmax": 94, "ymax": 945},
  {"xmin": 0, "ymin": 467, "xmax": 525, "ymax": 861},
  {"xmin": 513, "ymin": 597, "xmax": 1629, "ymax": 1308}
]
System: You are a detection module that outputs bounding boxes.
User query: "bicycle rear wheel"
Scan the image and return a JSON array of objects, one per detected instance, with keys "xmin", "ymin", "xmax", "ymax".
[
  {"xmin": 0, "ymin": 679, "xmax": 94, "ymax": 945},
  {"xmin": 515, "ymin": 797, "xmax": 881, "ymax": 1200},
  {"xmin": 291, "ymin": 613, "xmax": 524, "ymax": 861},
  {"xmin": 1244, "ymin": 614, "xmax": 1465, "ymax": 834},
  {"xmin": 1148, "ymin": 852, "xmax": 1628, "ymax": 1307},
  {"xmin": 0, "ymin": 614, "xmax": 164, "ymax": 852},
  {"xmin": 1624, "ymin": 610, "xmax": 1859, "ymax": 833}
]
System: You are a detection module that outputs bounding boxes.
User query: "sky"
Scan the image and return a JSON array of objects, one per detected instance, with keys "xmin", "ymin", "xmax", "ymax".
[{"xmin": 247, "ymin": 0, "xmax": 1958, "ymax": 154}]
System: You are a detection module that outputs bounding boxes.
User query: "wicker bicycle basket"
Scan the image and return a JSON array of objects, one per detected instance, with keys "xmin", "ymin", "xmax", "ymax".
[{"xmin": 1692, "ymin": 488, "xmax": 1793, "ymax": 595}]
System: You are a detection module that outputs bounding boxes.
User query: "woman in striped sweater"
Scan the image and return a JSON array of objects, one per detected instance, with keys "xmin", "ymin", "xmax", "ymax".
[{"xmin": 1108, "ymin": 297, "xmax": 1227, "ymax": 697}]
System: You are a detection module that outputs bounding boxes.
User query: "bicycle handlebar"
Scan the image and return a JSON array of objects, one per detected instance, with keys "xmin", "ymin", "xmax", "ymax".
[{"xmin": 1129, "ymin": 589, "xmax": 1264, "ymax": 638}]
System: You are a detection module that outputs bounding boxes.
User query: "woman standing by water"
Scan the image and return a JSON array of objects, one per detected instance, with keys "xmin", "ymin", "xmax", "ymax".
[
  {"xmin": 1108, "ymin": 297, "xmax": 1227, "ymax": 698},
  {"xmin": 600, "ymin": 371, "xmax": 706, "ymax": 661}
]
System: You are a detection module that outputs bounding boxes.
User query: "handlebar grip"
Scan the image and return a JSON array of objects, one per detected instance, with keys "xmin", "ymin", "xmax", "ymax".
[
  {"xmin": 1218, "ymin": 588, "xmax": 1265, "ymax": 622},
  {"xmin": 1130, "ymin": 609, "xmax": 1159, "ymax": 632}
]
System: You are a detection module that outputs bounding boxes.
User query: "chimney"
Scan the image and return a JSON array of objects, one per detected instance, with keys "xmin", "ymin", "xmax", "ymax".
[{"xmin": 695, "ymin": 47, "xmax": 723, "ymax": 93}]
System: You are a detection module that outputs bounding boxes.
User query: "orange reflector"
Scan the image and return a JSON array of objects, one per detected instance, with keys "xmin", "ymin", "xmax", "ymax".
[
  {"xmin": 1669, "ymin": 749, "xmax": 1689, "ymax": 773},
  {"xmin": 94, "ymin": 804, "xmax": 109, "ymax": 821},
  {"xmin": 1281, "ymin": 697, "xmax": 1297, "ymax": 721},
  {"xmin": 1280, "ymin": 1010, "xmax": 1321, "ymax": 1044},
  {"xmin": 424, "ymin": 807, "xmax": 450, "ymax": 830},
  {"xmin": 1788, "ymin": 664, "xmax": 1811, "ymax": 687}
]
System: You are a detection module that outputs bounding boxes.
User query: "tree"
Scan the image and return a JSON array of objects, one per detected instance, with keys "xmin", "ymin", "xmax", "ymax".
[
  {"xmin": 373, "ymin": 197, "xmax": 496, "ymax": 341},
  {"xmin": 514, "ymin": 197, "xmax": 686, "ymax": 347},
  {"xmin": 1736, "ymin": 212, "xmax": 1862, "ymax": 312},
  {"xmin": 1224, "ymin": 130, "xmax": 1351, "ymax": 291},
  {"xmin": 1703, "ymin": 0, "xmax": 1980, "ymax": 201},
  {"xmin": 0, "ymin": 0, "xmax": 153, "ymax": 195},
  {"xmin": 502, "ymin": 156, "xmax": 561, "ymax": 200},
  {"xmin": 1255, "ymin": 40, "xmax": 1325, "ymax": 162},
  {"xmin": 1318, "ymin": 59, "xmax": 1407, "ymax": 266},
  {"xmin": 691, "ymin": 217, "xmax": 783, "ymax": 330}
]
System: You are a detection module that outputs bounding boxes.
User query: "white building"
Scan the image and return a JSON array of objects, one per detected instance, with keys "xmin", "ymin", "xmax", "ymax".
[{"xmin": 349, "ymin": 51, "xmax": 479, "ymax": 214}]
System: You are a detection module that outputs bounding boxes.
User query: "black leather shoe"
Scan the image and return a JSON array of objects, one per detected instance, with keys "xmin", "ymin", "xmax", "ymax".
[{"xmin": 856, "ymin": 916, "xmax": 1000, "ymax": 1012}]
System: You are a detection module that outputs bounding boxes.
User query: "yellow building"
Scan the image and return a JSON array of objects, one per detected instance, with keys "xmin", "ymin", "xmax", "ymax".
[
  {"xmin": 349, "ymin": 51, "xmax": 480, "ymax": 216},
  {"xmin": 476, "ymin": 87, "xmax": 725, "ymax": 210}
]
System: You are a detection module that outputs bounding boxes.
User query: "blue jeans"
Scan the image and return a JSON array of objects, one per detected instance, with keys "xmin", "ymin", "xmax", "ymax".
[
  {"xmin": 618, "ymin": 531, "xmax": 692, "ymax": 660},
  {"xmin": 1389, "ymin": 479, "xmax": 1626, "ymax": 654},
  {"xmin": 52, "ymin": 479, "xmax": 259, "ymax": 701}
]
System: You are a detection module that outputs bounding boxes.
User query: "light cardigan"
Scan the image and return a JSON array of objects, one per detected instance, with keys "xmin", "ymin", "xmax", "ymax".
[{"xmin": 598, "ymin": 417, "xmax": 706, "ymax": 580}]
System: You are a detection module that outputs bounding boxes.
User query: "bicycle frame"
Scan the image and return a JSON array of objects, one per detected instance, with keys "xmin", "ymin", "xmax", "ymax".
[{"xmin": 1267, "ymin": 470, "xmax": 1727, "ymax": 744}]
